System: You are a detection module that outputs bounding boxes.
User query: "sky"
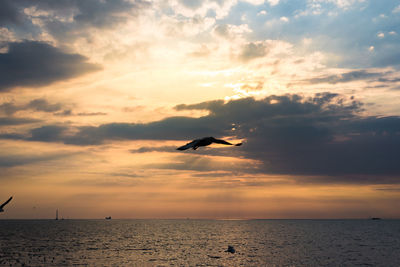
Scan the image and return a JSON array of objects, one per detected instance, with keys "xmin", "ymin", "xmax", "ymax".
[{"xmin": 1, "ymin": 0, "xmax": 400, "ymax": 219}]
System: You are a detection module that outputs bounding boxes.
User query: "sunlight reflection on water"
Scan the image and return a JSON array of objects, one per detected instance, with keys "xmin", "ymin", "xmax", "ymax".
[{"xmin": 0, "ymin": 219, "xmax": 399, "ymax": 266}]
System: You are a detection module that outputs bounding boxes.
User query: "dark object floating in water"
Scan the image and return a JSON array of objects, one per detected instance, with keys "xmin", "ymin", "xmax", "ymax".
[
  {"xmin": 177, "ymin": 137, "xmax": 242, "ymax": 150},
  {"xmin": 0, "ymin": 196, "xmax": 12, "ymax": 212},
  {"xmin": 371, "ymin": 217, "xmax": 382, "ymax": 220},
  {"xmin": 225, "ymin": 245, "xmax": 235, "ymax": 253},
  {"xmin": 55, "ymin": 209, "xmax": 58, "ymax": 220},
  {"xmin": 105, "ymin": 216, "xmax": 112, "ymax": 220}
]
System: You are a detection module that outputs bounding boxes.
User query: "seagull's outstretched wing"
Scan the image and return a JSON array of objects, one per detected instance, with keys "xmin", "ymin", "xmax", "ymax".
[
  {"xmin": 212, "ymin": 138, "xmax": 234, "ymax": 145},
  {"xmin": 212, "ymin": 138, "xmax": 242, "ymax": 146},
  {"xmin": 0, "ymin": 196, "xmax": 12, "ymax": 209},
  {"xmin": 177, "ymin": 140, "xmax": 199, "ymax": 150},
  {"xmin": 177, "ymin": 137, "xmax": 242, "ymax": 150}
]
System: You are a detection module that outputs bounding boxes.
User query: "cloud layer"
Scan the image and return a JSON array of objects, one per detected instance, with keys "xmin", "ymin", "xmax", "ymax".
[
  {"xmin": 0, "ymin": 0, "xmax": 150, "ymax": 39},
  {"xmin": 0, "ymin": 41, "xmax": 101, "ymax": 91},
  {"xmin": 3, "ymin": 93, "xmax": 400, "ymax": 180}
]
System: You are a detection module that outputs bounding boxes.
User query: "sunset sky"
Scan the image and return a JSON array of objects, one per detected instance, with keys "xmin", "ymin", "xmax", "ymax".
[{"xmin": 1, "ymin": 0, "xmax": 400, "ymax": 219}]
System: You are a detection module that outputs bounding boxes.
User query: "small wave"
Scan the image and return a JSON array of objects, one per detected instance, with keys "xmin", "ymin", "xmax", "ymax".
[{"xmin": 207, "ymin": 255, "xmax": 221, "ymax": 259}]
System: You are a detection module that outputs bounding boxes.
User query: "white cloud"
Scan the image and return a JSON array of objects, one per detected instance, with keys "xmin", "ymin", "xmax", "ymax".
[
  {"xmin": 160, "ymin": 15, "xmax": 216, "ymax": 38},
  {"xmin": 377, "ymin": 32, "xmax": 385, "ymax": 39},
  {"xmin": 163, "ymin": 0, "xmax": 237, "ymax": 19},
  {"xmin": 164, "ymin": 0, "xmax": 268, "ymax": 19},
  {"xmin": 389, "ymin": 31, "xmax": 397, "ymax": 36},
  {"xmin": 0, "ymin": 27, "xmax": 17, "ymax": 45},
  {"xmin": 242, "ymin": 0, "xmax": 266, "ymax": 5},
  {"xmin": 294, "ymin": 3, "xmax": 322, "ymax": 18},
  {"xmin": 368, "ymin": 46, "xmax": 374, "ymax": 52},
  {"xmin": 302, "ymin": 38, "xmax": 313, "ymax": 46},
  {"xmin": 267, "ymin": 0, "xmax": 280, "ymax": 6},
  {"xmin": 310, "ymin": 0, "xmax": 365, "ymax": 9},
  {"xmin": 257, "ymin": 10, "xmax": 267, "ymax": 16},
  {"xmin": 280, "ymin": 16, "xmax": 289, "ymax": 22},
  {"xmin": 393, "ymin": 5, "xmax": 400, "ymax": 13},
  {"xmin": 213, "ymin": 24, "xmax": 252, "ymax": 39}
]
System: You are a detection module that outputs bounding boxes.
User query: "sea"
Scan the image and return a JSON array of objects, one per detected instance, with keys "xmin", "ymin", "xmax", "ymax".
[{"xmin": 0, "ymin": 219, "xmax": 399, "ymax": 266}]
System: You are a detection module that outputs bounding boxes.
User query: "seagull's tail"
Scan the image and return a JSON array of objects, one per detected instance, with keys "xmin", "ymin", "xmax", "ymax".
[{"xmin": 235, "ymin": 143, "xmax": 242, "ymax": 146}]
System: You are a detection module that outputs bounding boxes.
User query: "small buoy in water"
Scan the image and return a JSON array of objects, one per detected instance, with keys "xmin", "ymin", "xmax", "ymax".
[{"xmin": 226, "ymin": 245, "xmax": 235, "ymax": 253}]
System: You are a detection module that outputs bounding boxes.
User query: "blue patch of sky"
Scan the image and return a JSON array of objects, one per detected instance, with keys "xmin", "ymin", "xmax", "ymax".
[
  {"xmin": 3, "ymin": 17, "xmax": 42, "ymax": 40},
  {"xmin": 216, "ymin": 0, "xmax": 400, "ymax": 68}
]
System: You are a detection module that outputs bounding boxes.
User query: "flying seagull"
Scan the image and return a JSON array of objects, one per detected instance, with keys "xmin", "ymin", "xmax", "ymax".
[
  {"xmin": 177, "ymin": 137, "xmax": 242, "ymax": 150},
  {"xmin": 0, "ymin": 196, "xmax": 12, "ymax": 212}
]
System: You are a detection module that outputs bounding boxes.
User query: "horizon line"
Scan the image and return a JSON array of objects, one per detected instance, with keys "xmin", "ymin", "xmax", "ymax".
[{"xmin": 0, "ymin": 217, "xmax": 397, "ymax": 220}]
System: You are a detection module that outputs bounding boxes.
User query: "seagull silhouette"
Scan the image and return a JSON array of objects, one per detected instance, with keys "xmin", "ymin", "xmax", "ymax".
[
  {"xmin": 177, "ymin": 137, "xmax": 242, "ymax": 150},
  {"xmin": 0, "ymin": 196, "xmax": 12, "ymax": 212}
]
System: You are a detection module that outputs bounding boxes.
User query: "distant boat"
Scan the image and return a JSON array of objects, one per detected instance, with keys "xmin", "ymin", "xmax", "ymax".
[
  {"xmin": 105, "ymin": 216, "xmax": 112, "ymax": 220},
  {"xmin": 371, "ymin": 217, "xmax": 382, "ymax": 220},
  {"xmin": 55, "ymin": 209, "xmax": 58, "ymax": 220}
]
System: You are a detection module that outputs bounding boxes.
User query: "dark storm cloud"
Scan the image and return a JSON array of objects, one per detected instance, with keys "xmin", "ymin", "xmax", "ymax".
[
  {"xmin": 0, "ymin": 102, "xmax": 20, "ymax": 116},
  {"xmin": 0, "ymin": 117, "xmax": 41, "ymax": 126},
  {"xmin": 33, "ymin": 0, "xmax": 148, "ymax": 25},
  {"xmin": 0, "ymin": 41, "xmax": 101, "ymax": 91},
  {"xmin": 29, "ymin": 125, "xmax": 68, "ymax": 142},
  {"xmin": 27, "ymin": 99, "xmax": 63, "ymax": 112},
  {"xmin": 175, "ymin": 100, "xmax": 224, "ymax": 111},
  {"xmin": 0, "ymin": 0, "xmax": 23, "ymax": 25},
  {"xmin": 0, "ymin": 0, "xmax": 150, "ymax": 40},
  {"xmin": 43, "ymin": 0, "xmax": 150, "ymax": 40},
  {"xmin": 1, "ymin": 116, "xmax": 223, "ymax": 145},
  {"xmin": 305, "ymin": 70, "xmax": 384, "ymax": 84},
  {"xmin": 66, "ymin": 118, "xmax": 218, "ymax": 145},
  {"xmin": 0, "ymin": 98, "xmax": 63, "ymax": 115},
  {"xmin": 2, "ymin": 93, "xmax": 400, "ymax": 181}
]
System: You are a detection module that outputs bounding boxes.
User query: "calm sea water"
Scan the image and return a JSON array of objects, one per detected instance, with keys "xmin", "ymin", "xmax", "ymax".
[{"xmin": 0, "ymin": 219, "xmax": 399, "ymax": 266}]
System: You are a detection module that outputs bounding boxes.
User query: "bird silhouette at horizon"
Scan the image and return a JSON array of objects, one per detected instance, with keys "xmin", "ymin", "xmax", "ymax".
[
  {"xmin": 0, "ymin": 196, "xmax": 12, "ymax": 213},
  {"xmin": 177, "ymin": 137, "xmax": 242, "ymax": 150}
]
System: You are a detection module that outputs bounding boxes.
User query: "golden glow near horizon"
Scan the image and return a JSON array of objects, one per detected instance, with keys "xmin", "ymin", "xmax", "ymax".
[{"xmin": 1, "ymin": 0, "xmax": 400, "ymax": 219}]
